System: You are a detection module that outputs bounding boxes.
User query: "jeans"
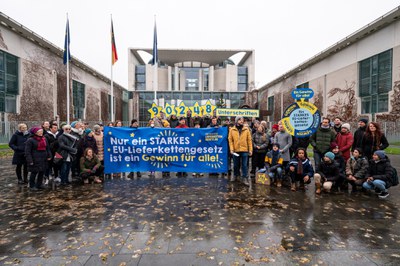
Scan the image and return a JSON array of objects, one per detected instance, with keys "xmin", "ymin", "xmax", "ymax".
[
  {"xmin": 363, "ymin": 179, "xmax": 387, "ymax": 192},
  {"xmin": 268, "ymin": 167, "xmax": 282, "ymax": 180},
  {"xmin": 233, "ymin": 152, "xmax": 249, "ymax": 179},
  {"xmin": 60, "ymin": 161, "xmax": 71, "ymax": 184}
]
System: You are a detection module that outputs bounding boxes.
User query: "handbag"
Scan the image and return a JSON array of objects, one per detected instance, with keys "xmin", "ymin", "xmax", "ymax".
[{"xmin": 53, "ymin": 152, "xmax": 63, "ymax": 165}]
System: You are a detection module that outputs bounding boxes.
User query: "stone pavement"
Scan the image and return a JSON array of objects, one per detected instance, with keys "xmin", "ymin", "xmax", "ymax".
[{"xmin": 0, "ymin": 156, "xmax": 400, "ymax": 266}]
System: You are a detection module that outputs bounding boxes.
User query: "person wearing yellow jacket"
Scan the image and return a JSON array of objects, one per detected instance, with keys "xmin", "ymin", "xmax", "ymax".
[{"xmin": 228, "ymin": 116, "xmax": 253, "ymax": 185}]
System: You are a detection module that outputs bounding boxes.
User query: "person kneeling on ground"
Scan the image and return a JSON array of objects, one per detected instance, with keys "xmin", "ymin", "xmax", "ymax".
[
  {"xmin": 80, "ymin": 147, "xmax": 104, "ymax": 184},
  {"xmin": 362, "ymin": 150, "xmax": 393, "ymax": 199},
  {"xmin": 314, "ymin": 152, "xmax": 340, "ymax": 194},
  {"xmin": 345, "ymin": 148, "xmax": 369, "ymax": 192},
  {"xmin": 287, "ymin": 148, "xmax": 314, "ymax": 191},
  {"xmin": 265, "ymin": 143, "xmax": 283, "ymax": 187}
]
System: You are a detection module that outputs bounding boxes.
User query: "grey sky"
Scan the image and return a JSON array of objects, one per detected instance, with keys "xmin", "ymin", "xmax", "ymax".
[{"xmin": 2, "ymin": 0, "xmax": 399, "ymax": 89}]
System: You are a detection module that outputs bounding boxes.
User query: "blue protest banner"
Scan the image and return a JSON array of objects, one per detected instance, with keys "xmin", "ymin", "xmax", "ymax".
[{"xmin": 104, "ymin": 127, "xmax": 228, "ymax": 174}]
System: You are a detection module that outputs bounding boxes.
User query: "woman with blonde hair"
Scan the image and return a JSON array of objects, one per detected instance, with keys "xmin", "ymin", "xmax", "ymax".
[{"xmin": 9, "ymin": 123, "xmax": 29, "ymax": 184}]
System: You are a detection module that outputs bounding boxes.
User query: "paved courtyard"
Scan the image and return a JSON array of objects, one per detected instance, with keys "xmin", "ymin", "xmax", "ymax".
[{"xmin": 1, "ymin": 156, "xmax": 400, "ymax": 265}]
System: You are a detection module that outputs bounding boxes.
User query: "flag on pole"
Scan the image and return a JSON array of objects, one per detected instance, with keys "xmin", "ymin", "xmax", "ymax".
[
  {"xmin": 63, "ymin": 18, "xmax": 71, "ymax": 65},
  {"xmin": 111, "ymin": 19, "xmax": 118, "ymax": 65},
  {"xmin": 152, "ymin": 20, "xmax": 158, "ymax": 65}
]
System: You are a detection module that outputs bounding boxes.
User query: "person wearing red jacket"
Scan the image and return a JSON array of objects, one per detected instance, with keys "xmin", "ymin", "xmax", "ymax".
[{"xmin": 335, "ymin": 123, "xmax": 353, "ymax": 162}]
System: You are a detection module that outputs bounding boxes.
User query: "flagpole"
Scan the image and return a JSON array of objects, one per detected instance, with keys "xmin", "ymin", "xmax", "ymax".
[
  {"xmin": 111, "ymin": 14, "xmax": 114, "ymax": 122},
  {"xmin": 153, "ymin": 15, "xmax": 158, "ymax": 104},
  {"xmin": 66, "ymin": 14, "xmax": 70, "ymax": 124}
]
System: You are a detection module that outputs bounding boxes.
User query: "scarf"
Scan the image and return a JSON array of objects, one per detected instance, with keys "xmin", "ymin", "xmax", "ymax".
[
  {"xmin": 236, "ymin": 124, "xmax": 243, "ymax": 134},
  {"xmin": 33, "ymin": 135, "xmax": 46, "ymax": 151},
  {"xmin": 297, "ymin": 157, "xmax": 303, "ymax": 175},
  {"xmin": 271, "ymin": 150, "xmax": 280, "ymax": 166}
]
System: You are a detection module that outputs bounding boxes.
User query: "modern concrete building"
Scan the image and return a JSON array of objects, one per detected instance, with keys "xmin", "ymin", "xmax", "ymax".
[
  {"xmin": 0, "ymin": 12, "xmax": 128, "ymax": 126},
  {"xmin": 128, "ymin": 48, "xmax": 255, "ymax": 124},
  {"xmin": 258, "ymin": 6, "xmax": 400, "ymax": 124}
]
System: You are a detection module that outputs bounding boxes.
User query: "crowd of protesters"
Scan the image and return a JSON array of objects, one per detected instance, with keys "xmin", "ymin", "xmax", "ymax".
[{"xmin": 8, "ymin": 114, "xmax": 396, "ymax": 198}]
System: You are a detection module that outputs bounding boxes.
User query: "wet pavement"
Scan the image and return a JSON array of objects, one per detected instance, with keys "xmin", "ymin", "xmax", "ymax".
[{"xmin": 1, "ymin": 156, "xmax": 400, "ymax": 265}]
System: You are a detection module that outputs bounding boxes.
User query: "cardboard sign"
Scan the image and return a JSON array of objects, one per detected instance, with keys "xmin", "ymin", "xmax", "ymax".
[{"xmin": 256, "ymin": 172, "xmax": 270, "ymax": 185}]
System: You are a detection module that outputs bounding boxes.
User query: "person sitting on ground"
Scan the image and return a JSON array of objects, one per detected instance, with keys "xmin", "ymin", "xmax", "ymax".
[
  {"xmin": 314, "ymin": 152, "xmax": 340, "ymax": 194},
  {"xmin": 331, "ymin": 142, "xmax": 347, "ymax": 192},
  {"xmin": 265, "ymin": 143, "xmax": 283, "ymax": 187},
  {"xmin": 362, "ymin": 150, "xmax": 393, "ymax": 199},
  {"xmin": 287, "ymin": 148, "xmax": 314, "ymax": 191},
  {"xmin": 80, "ymin": 147, "xmax": 103, "ymax": 184},
  {"xmin": 346, "ymin": 148, "xmax": 369, "ymax": 192}
]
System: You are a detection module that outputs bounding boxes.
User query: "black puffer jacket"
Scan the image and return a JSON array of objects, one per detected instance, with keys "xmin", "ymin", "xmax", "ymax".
[
  {"xmin": 9, "ymin": 131, "xmax": 29, "ymax": 165},
  {"xmin": 25, "ymin": 136, "xmax": 51, "ymax": 172},
  {"xmin": 318, "ymin": 160, "xmax": 340, "ymax": 182},
  {"xmin": 368, "ymin": 157, "xmax": 393, "ymax": 188}
]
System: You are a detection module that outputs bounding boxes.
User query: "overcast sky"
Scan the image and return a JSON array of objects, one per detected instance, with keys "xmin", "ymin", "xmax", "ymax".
[{"xmin": 2, "ymin": 0, "xmax": 400, "ymax": 89}]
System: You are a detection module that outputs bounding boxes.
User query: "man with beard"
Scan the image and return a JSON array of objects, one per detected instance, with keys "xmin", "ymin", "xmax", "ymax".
[{"xmin": 310, "ymin": 118, "xmax": 336, "ymax": 172}]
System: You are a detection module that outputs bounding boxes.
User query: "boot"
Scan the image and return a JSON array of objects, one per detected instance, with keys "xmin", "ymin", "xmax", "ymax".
[
  {"xmin": 315, "ymin": 183, "xmax": 321, "ymax": 194},
  {"xmin": 298, "ymin": 182, "xmax": 305, "ymax": 191},
  {"xmin": 277, "ymin": 180, "xmax": 282, "ymax": 187},
  {"xmin": 291, "ymin": 183, "xmax": 296, "ymax": 191}
]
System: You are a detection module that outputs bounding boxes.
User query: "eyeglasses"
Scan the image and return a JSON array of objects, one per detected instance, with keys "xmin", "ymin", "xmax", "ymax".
[{"xmin": 65, "ymin": 128, "xmax": 71, "ymax": 130}]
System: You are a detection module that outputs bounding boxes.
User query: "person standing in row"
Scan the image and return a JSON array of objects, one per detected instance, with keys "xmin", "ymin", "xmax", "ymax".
[
  {"xmin": 9, "ymin": 123, "xmax": 29, "ymax": 184},
  {"xmin": 310, "ymin": 118, "xmax": 336, "ymax": 172},
  {"xmin": 25, "ymin": 127, "xmax": 52, "ymax": 190},
  {"xmin": 229, "ymin": 116, "xmax": 253, "ymax": 185},
  {"xmin": 361, "ymin": 122, "xmax": 389, "ymax": 160}
]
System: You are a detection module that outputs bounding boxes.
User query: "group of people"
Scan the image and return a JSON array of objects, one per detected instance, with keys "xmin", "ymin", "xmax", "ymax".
[
  {"xmin": 9, "ymin": 120, "xmax": 105, "ymax": 190},
  {"xmin": 8, "ymin": 115, "xmax": 396, "ymax": 198}
]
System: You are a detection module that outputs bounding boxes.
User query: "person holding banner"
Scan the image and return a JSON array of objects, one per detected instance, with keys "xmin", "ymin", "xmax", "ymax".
[{"xmin": 228, "ymin": 116, "xmax": 253, "ymax": 185}]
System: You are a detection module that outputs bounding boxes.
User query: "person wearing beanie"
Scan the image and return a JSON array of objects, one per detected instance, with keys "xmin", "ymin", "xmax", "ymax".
[
  {"xmin": 346, "ymin": 148, "xmax": 369, "ymax": 192},
  {"xmin": 313, "ymin": 151, "xmax": 340, "ymax": 194},
  {"xmin": 363, "ymin": 149, "xmax": 393, "ymax": 198},
  {"xmin": 352, "ymin": 118, "xmax": 368, "ymax": 152},
  {"xmin": 81, "ymin": 128, "xmax": 98, "ymax": 156},
  {"xmin": 336, "ymin": 122, "xmax": 353, "ymax": 162},
  {"xmin": 310, "ymin": 117, "xmax": 336, "ymax": 172},
  {"xmin": 264, "ymin": 142, "xmax": 283, "ymax": 187},
  {"xmin": 25, "ymin": 126, "xmax": 51, "ymax": 190},
  {"xmin": 228, "ymin": 116, "xmax": 253, "ymax": 185}
]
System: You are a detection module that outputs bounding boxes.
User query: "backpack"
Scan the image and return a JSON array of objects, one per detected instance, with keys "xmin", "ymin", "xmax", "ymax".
[{"xmin": 391, "ymin": 167, "xmax": 399, "ymax": 186}]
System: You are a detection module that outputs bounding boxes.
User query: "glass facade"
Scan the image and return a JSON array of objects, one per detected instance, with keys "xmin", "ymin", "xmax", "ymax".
[
  {"xmin": 137, "ymin": 91, "xmax": 246, "ymax": 126},
  {"xmin": 359, "ymin": 49, "xmax": 392, "ymax": 114},
  {"xmin": 0, "ymin": 50, "xmax": 19, "ymax": 113},
  {"xmin": 135, "ymin": 65, "xmax": 146, "ymax": 91},
  {"xmin": 237, "ymin": 66, "xmax": 248, "ymax": 92}
]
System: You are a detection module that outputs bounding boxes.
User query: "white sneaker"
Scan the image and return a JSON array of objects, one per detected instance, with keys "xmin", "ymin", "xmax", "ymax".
[{"xmin": 54, "ymin": 177, "xmax": 61, "ymax": 183}]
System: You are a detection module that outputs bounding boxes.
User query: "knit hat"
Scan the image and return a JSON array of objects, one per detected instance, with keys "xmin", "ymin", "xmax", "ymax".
[
  {"xmin": 359, "ymin": 118, "xmax": 368, "ymax": 124},
  {"xmin": 93, "ymin": 125, "xmax": 101, "ymax": 131},
  {"xmin": 84, "ymin": 128, "xmax": 92, "ymax": 135},
  {"xmin": 272, "ymin": 124, "xmax": 279, "ymax": 130},
  {"xmin": 30, "ymin": 126, "xmax": 42, "ymax": 135},
  {"xmin": 330, "ymin": 142, "xmax": 339, "ymax": 150},
  {"xmin": 374, "ymin": 150, "xmax": 386, "ymax": 160},
  {"xmin": 71, "ymin": 121, "xmax": 77, "ymax": 128},
  {"xmin": 60, "ymin": 122, "xmax": 67, "ymax": 129},
  {"xmin": 324, "ymin": 152, "xmax": 335, "ymax": 161},
  {"xmin": 235, "ymin": 116, "xmax": 243, "ymax": 124},
  {"xmin": 342, "ymin": 123, "xmax": 351, "ymax": 131}
]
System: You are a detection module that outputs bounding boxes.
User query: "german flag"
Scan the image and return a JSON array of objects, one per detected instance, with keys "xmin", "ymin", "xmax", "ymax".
[{"xmin": 111, "ymin": 19, "xmax": 118, "ymax": 65}]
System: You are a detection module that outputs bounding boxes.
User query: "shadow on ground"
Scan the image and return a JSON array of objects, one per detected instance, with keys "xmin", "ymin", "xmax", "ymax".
[{"xmin": 1, "ymin": 156, "xmax": 400, "ymax": 265}]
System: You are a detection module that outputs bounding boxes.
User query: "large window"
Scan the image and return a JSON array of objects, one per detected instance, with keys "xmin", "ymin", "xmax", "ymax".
[
  {"xmin": 0, "ymin": 51, "xmax": 19, "ymax": 113},
  {"xmin": 72, "ymin": 80, "xmax": 85, "ymax": 119},
  {"xmin": 268, "ymin": 96, "xmax": 274, "ymax": 116},
  {"xmin": 135, "ymin": 65, "xmax": 146, "ymax": 91},
  {"xmin": 296, "ymin": 82, "xmax": 309, "ymax": 89},
  {"xmin": 237, "ymin": 66, "xmax": 248, "ymax": 92},
  {"xmin": 359, "ymin": 49, "xmax": 392, "ymax": 114}
]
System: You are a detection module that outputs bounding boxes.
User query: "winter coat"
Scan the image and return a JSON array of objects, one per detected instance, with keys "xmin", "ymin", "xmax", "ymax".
[
  {"xmin": 25, "ymin": 136, "xmax": 51, "ymax": 172},
  {"xmin": 252, "ymin": 132, "xmax": 268, "ymax": 153},
  {"xmin": 351, "ymin": 126, "xmax": 366, "ymax": 151},
  {"xmin": 9, "ymin": 131, "xmax": 29, "ymax": 165},
  {"xmin": 334, "ymin": 153, "xmax": 346, "ymax": 175},
  {"xmin": 361, "ymin": 133, "xmax": 389, "ymax": 160},
  {"xmin": 58, "ymin": 133, "xmax": 79, "ymax": 161},
  {"xmin": 81, "ymin": 135, "xmax": 98, "ymax": 155},
  {"xmin": 45, "ymin": 131, "xmax": 59, "ymax": 156},
  {"xmin": 93, "ymin": 132, "xmax": 104, "ymax": 161},
  {"xmin": 368, "ymin": 156, "xmax": 393, "ymax": 187},
  {"xmin": 169, "ymin": 117, "xmax": 179, "ymax": 128},
  {"xmin": 318, "ymin": 160, "xmax": 340, "ymax": 182},
  {"xmin": 274, "ymin": 131, "xmax": 292, "ymax": 162},
  {"xmin": 80, "ymin": 154, "xmax": 101, "ymax": 174},
  {"xmin": 310, "ymin": 127, "xmax": 336, "ymax": 154},
  {"xmin": 336, "ymin": 131, "xmax": 354, "ymax": 161},
  {"xmin": 346, "ymin": 156, "xmax": 369, "ymax": 180},
  {"xmin": 297, "ymin": 136, "xmax": 310, "ymax": 150},
  {"xmin": 228, "ymin": 126, "xmax": 253, "ymax": 153},
  {"xmin": 287, "ymin": 157, "xmax": 314, "ymax": 178},
  {"xmin": 265, "ymin": 150, "xmax": 283, "ymax": 169}
]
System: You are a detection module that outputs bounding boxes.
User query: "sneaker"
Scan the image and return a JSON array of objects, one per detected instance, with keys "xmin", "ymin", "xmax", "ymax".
[
  {"xmin": 243, "ymin": 178, "xmax": 250, "ymax": 186},
  {"xmin": 192, "ymin": 173, "xmax": 196, "ymax": 176},
  {"xmin": 378, "ymin": 191, "xmax": 389, "ymax": 199},
  {"xmin": 54, "ymin": 177, "xmax": 61, "ymax": 183}
]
